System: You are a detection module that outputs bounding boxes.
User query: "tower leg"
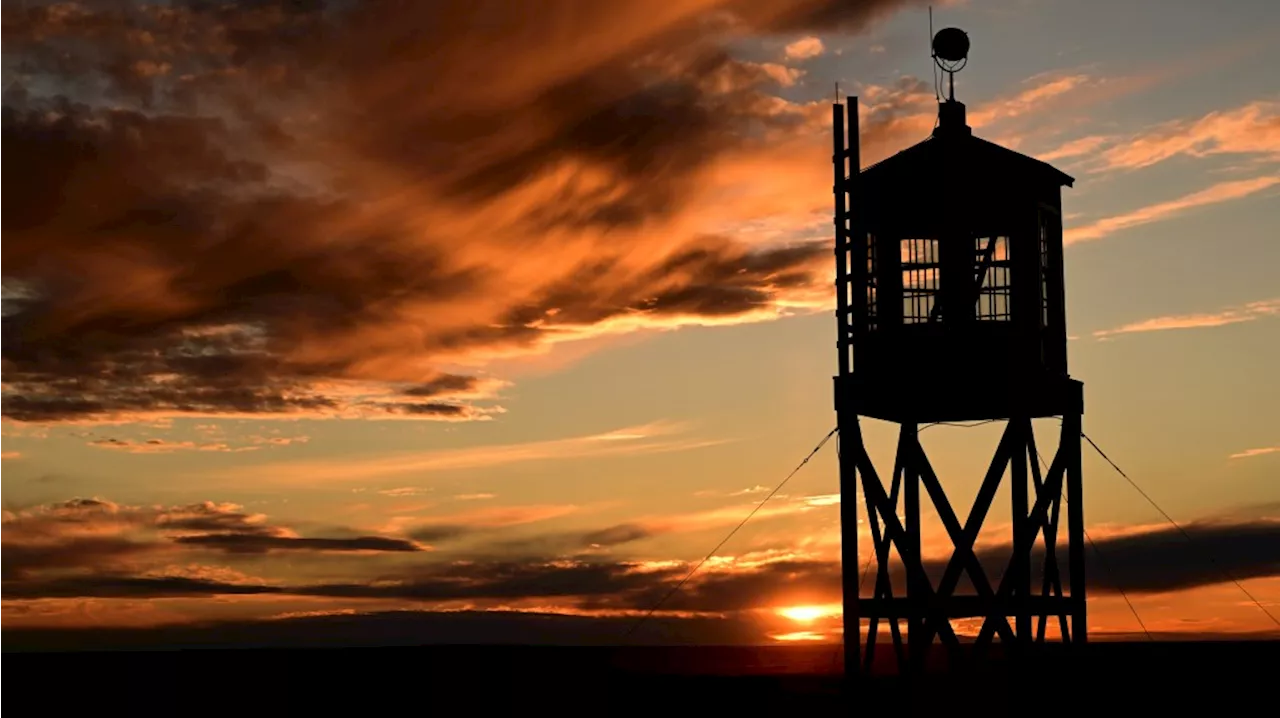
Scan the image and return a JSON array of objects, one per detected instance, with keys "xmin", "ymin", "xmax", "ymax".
[
  {"xmin": 861, "ymin": 422, "xmax": 968, "ymax": 675},
  {"xmin": 1011, "ymin": 417, "xmax": 1032, "ymax": 649},
  {"xmin": 902, "ymin": 422, "xmax": 924, "ymax": 670},
  {"xmin": 1064, "ymin": 410, "xmax": 1087, "ymax": 645},
  {"xmin": 837, "ymin": 410, "xmax": 861, "ymax": 680},
  {"xmin": 973, "ymin": 418, "xmax": 1076, "ymax": 652}
]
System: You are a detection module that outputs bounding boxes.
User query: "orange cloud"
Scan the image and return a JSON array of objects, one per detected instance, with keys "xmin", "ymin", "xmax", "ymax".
[
  {"xmin": 783, "ymin": 36, "xmax": 825, "ymax": 60},
  {"xmin": 1034, "ymin": 100, "xmax": 1280, "ymax": 172},
  {"xmin": 1065, "ymin": 177, "xmax": 1280, "ymax": 245},
  {"xmin": 398, "ymin": 504, "xmax": 582, "ymax": 538},
  {"xmin": 1229, "ymin": 447, "xmax": 1280, "ymax": 460},
  {"xmin": 1098, "ymin": 100, "xmax": 1280, "ymax": 171},
  {"xmin": 1093, "ymin": 298, "xmax": 1279, "ymax": 339},
  {"xmin": 376, "ymin": 487, "xmax": 432, "ymax": 498},
  {"xmin": 2, "ymin": 0, "xmax": 919, "ymax": 426},
  {"xmin": 968, "ymin": 73, "xmax": 1093, "ymax": 129},
  {"xmin": 1035, "ymin": 134, "xmax": 1111, "ymax": 163},
  {"xmin": 639, "ymin": 492, "xmax": 838, "ymax": 536},
  {"xmin": 753, "ymin": 61, "xmax": 806, "ymax": 86}
]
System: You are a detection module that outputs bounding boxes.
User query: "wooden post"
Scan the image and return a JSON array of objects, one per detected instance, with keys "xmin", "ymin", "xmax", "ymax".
[
  {"xmin": 1012, "ymin": 418, "xmax": 1033, "ymax": 647},
  {"xmin": 902, "ymin": 422, "xmax": 923, "ymax": 668},
  {"xmin": 1064, "ymin": 410, "xmax": 1086, "ymax": 644},
  {"xmin": 838, "ymin": 412, "xmax": 862, "ymax": 678}
]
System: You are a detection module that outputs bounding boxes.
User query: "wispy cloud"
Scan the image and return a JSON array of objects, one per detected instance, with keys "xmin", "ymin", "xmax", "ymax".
[
  {"xmin": 1098, "ymin": 100, "xmax": 1280, "ymax": 171},
  {"xmin": 1037, "ymin": 100, "xmax": 1280, "ymax": 172},
  {"xmin": 968, "ymin": 73, "xmax": 1092, "ymax": 128},
  {"xmin": 1094, "ymin": 298, "xmax": 1279, "ymax": 338},
  {"xmin": 1036, "ymin": 134, "xmax": 1111, "ymax": 163},
  {"xmin": 88, "ymin": 438, "xmax": 257, "ymax": 454},
  {"xmin": 798, "ymin": 493, "xmax": 840, "ymax": 507},
  {"xmin": 2, "ymin": 451, "xmax": 21, "ymax": 460},
  {"xmin": 1065, "ymin": 177, "xmax": 1280, "ymax": 245},
  {"xmin": 693, "ymin": 485, "xmax": 771, "ymax": 498},
  {"xmin": 225, "ymin": 421, "xmax": 729, "ymax": 483},
  {"xmin": 377, "ymin": 487, "xmax": 432, "ymax": 497},
  {"xmin": 406, "ymin": 504, "xmax": 581, "ymax": 535},
  {"xmin": 1229, "ymin": 447, "xmax": 1280, "ymax": 460},
  {"xmin": 644, "ymin": 493, "xmax": 838, "ymax": 535},
  {"xmin": 85, "ymin": 435, "xmax": 310, "ymax": 454}
]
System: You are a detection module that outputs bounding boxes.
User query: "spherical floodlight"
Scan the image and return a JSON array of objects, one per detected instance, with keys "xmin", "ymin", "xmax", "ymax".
[{"xmin": 932, "ymin": 27, "xmax": 969, "ymax": 64}]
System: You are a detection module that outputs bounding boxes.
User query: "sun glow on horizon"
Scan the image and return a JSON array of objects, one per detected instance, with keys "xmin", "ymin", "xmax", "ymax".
[
  {"xmin": 770, "ymin": 630, "xmax": 827, "ymax": 642},
  {"xmin": 776, "ymin": 604, "xmax": 841, "ymax": 623}
]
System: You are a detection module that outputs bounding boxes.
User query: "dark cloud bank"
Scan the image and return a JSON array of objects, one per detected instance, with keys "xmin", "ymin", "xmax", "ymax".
[{"xmin": 5, "ymin": 493, "xmax": 1277, "ymax": 647}]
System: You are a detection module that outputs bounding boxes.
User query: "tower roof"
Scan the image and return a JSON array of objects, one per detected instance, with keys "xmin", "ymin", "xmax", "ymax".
[{"xmin": 861, "ymin": 102, "xmax": 1075, "ymax": 190}]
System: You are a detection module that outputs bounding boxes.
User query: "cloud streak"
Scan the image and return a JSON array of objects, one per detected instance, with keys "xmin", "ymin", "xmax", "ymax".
[
  {"xmin": 1065, "ymin": 177, "xmax": 1280, "ymax": 245},
  {"xmin": 1097, "ymin": 100, "xmax": 1280, "ymax": 172},
  {"xmin": 1093, "ymin": 298, "xmax": 1279, "ymax": 338},
  {"xmin": 224, "ymin": 421, "xmax": 729, "ymax": 484},
  {"xmin": 2, "ymin": 497, "xmax": 423, "ymax": 582},
  {"xmin": 1229, "ymin": 447, "xmax": 1280, "ymax": 460}
]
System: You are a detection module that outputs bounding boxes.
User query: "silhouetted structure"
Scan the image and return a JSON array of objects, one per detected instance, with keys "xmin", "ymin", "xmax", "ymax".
[{"xmin": 833, "ymin": 28, "xmax": 1085, "ymax": 676}]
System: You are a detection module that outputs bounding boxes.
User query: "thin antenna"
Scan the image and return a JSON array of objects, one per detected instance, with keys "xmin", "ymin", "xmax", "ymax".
[
  {"xmin": 835, "ymin": 81, "xmax": 840, "ymax": 104},
  {"xmin": 929, "ymin": 7, "xmax": 940, "ymax": 101}
]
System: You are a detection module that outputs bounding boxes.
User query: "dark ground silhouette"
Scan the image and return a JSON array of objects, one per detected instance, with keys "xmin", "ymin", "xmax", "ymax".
[{"xmin": 6, "ymin": 640, "xmax": 1276, "ymax": 713}]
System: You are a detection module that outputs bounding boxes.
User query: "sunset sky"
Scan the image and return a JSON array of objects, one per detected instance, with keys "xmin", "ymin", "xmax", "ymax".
[{"xmin": 3, "ymin": 0, "xmax": 1278, "ymax": 648}]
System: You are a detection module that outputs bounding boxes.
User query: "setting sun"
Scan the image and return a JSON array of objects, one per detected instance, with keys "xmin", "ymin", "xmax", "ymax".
[{"xmin": 776, "ymin": 604, "xmax": 841, "ymax": 623}]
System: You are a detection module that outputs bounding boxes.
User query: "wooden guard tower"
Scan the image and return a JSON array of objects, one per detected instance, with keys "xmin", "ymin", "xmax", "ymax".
[{"xmin": 833, "ymin": 28, "xmax": 1086, "ymax": 676}]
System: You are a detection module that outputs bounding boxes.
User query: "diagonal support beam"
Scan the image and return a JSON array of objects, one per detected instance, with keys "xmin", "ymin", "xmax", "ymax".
[
  {"xmin": 863, "ymin": 457, "xmax": 906, "ymax": 672},
  {"xmin": 916, "ymin": 421, "xmax": 1018, "ymax": 646},
  {"xmin": 912, "ymin": 440, "xmax": 1017, "ymax": 646},
  {"xmin": 855, "ymin": 451, "xmax": 961, "ymax": 648},
  {"xmin": 974, "ymin": 444, "xmax": 1067, "ymax": 648},
  {"xmin": 1029, "ymin": 428, "xmax": 1070, "ymax": 643}
]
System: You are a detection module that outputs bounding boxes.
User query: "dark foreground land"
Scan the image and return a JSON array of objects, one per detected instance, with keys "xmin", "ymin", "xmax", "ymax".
[{"xmin": 6, "ymin": 641, "xmax": 1277, "ymax": 713}]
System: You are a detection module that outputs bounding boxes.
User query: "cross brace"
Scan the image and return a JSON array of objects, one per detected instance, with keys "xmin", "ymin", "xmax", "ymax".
[{"xmin": 841, "ymin": 413, "xmax": 1086, "ymax": 676}]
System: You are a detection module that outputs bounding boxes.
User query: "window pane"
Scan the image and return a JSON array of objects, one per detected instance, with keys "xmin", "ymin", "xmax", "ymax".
[
  {"xmin": 974, "ymin": 235, "xmax": 1011, "ymax": 321},
  {"xmin": 901, "ymin": 238, "xmax": 939, "ymax": 324}
]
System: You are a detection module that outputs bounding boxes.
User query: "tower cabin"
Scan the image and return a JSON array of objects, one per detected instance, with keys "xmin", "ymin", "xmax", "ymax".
[{"xmin": 838, "ymin": 98, "xmax": 1081, "ymax": 424}]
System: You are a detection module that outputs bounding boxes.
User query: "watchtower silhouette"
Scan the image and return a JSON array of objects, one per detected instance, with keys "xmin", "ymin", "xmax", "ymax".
[{"xmin": 833, "ymin": 28, "xmax": 1085, "ymax": 675}]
